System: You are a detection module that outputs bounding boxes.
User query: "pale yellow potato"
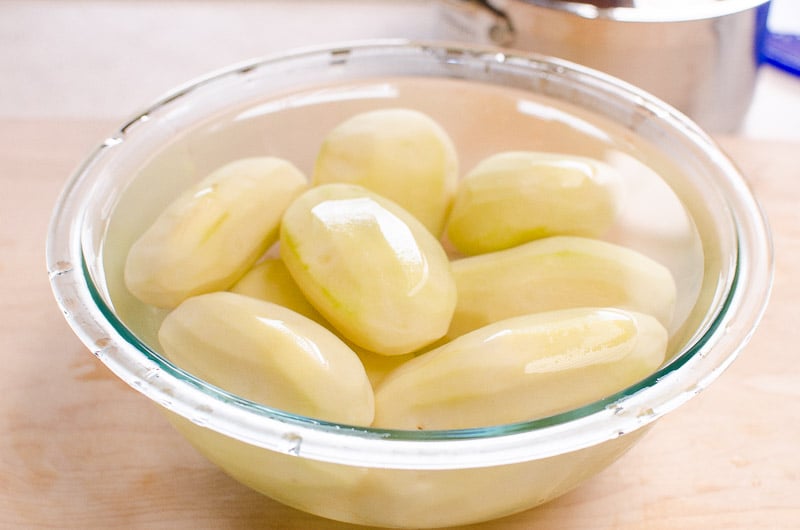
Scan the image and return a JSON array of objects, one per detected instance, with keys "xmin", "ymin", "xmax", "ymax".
[
  {"xmin": 125, "ymin": 157, "xmax": 308, "ymax": 308},
  {"xmin": 313, "ymin": 108, "xmax": 458, "ymax": 236},
  {"xmin": 445, "ymin": 151, "xmax": 619, "ymax": 255},
  {"xmin": 231, "ymin": 258, "xmax": 415, "ymax": 387},
  {"xmin": 158, "ymin": 291, "xmax": 374, "ymax": 426},
  {"xmin": 280, "ymin": 183, "xmax": 457, "ymax": 355},
  {"xmin": 352, "ymin": 347, "xmax": 417, "ymax": 389},
  {"xmin": 448, "ymin": 235, "xmax": 676, "ymax": 340},
  {"xmin": 230, "ymin": 258, "xmax": 323, "ymax": 323},
  {"xmin": 373, "ymin": 308, "xmax": 667, "ymax": 430}
]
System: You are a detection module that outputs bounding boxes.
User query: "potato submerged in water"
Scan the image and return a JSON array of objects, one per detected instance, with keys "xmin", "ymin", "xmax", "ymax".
[
  {"xmin": 280, "ymin": 183, "xmax": 457, "ymax": 356},
  {"xmin": 231, "ymin": 257, "xmax": 415, "ymax": 387},
  {"xmin": 125, "ymin": 157, "xmax": 307, "ymax": 308},
  {"xmin": 158, "ymin": 291, "xmax": 374, "ymax": 426},
  {"xmin": 122, "ymin": 107, "xmax": 679, "ymax": 434},
  {"xmin": 445, "ymin": 151, "xmax": 620, "ymax": 255},
  {"xmin": 313, "ymin": 108, "xmax": 458, "ymax": 236},
  {"xmin": 373, "ymin": 307, "xmax": 668, "ymax": 430},
  {"xmin": 448, "ymin": 236, "xmax": 677, "ymax": 340},
  {"xmin": 230, "ymin": 258, "xmax": 324, "ymax": 324}
]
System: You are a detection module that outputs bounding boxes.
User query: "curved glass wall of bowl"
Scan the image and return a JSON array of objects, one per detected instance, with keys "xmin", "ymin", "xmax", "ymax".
[{"xmin": 47, "ymin": 41, "xmax": 773, "ymax": 470}]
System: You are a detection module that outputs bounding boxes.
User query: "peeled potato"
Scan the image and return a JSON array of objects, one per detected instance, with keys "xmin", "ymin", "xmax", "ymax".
[
  {"xmin": 313, "ymin": 108, "xmax": 458, "ymax": 236},
  {"xmin": 373, "ymin": 308, "xmax": 667, "ymax": 430},
  {"xmin": 231, "ymin": 258, "xmax": 416, "ymax": 387},
  {"xmin": 447, "ymin": 236, "xmax": 676, "ymax": 340},
  {"xmin": 158, "ymin": 291, "xmax": 374, "ymax": 426},
  {"xmin": 445, "ymin": 151, "xmax": 620, "ymax": 255},
  {"xmin": 280, "ymin": 183, "xmax": 457, "ymax": 356},
  {"xmin": 230, "ymin": 258, "xmax": 324, "ymax": 323},
  {"xmin": 353, "ymin": 348, "xmax": 417, "ymax": 389},
  {"xmin": 125, "ymin": 157, "xmax": 308, "ymax": 308}
]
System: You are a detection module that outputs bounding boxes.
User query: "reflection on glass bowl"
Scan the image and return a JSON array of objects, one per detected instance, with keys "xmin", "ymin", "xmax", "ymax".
[{"xmin": 47, "ymin": 40, "xmax": 772, "ymax": 528}]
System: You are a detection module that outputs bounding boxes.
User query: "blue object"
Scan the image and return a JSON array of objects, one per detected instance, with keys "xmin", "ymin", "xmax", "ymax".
[{"xmin": 762, "ymin": 31, "xmax": 800, "ymax": 76}]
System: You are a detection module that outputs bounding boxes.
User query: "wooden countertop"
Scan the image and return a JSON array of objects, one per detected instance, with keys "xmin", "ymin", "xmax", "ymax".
[{"xmin": 1, "ymin": 118, "xmax": 798, "ymax": 529}]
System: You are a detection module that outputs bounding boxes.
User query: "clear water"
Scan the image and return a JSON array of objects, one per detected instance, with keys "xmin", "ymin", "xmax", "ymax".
[{"xmin": 102, "ymin": 76, "xmax": 704, "ymax": 354}]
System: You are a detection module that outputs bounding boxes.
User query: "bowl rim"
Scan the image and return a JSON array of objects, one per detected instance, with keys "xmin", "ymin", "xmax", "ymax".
[{"xmin": 46, "ymin": 39, "xmax": 773, "ymax": 469}]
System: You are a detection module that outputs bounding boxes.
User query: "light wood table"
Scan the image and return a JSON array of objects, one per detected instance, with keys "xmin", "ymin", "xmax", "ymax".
[{"xmin": 1, "ymin": 117, "xmax": 798, "ymax": 528}]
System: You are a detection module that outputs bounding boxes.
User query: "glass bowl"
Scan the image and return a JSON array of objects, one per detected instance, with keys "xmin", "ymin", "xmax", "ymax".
[{"xmin": 46, "ymin": 40, "xmax": 772, "ymax": 528}]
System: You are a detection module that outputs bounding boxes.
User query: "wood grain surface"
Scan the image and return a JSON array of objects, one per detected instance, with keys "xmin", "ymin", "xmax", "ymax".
[{"xmin": 1, "ymin": 120, "xmax": 798, "ymax": 529}]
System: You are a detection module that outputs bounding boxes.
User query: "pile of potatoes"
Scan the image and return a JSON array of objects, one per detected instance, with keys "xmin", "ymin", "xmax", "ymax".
[{"xmin": 124, "ymin": 109, "xmax": 676, "ymax": 430}]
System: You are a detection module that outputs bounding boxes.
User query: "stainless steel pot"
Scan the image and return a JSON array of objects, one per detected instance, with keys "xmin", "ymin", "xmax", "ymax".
[{"xmin": 437, "ymin": 0, "xmax": 772, "ymax": 132}]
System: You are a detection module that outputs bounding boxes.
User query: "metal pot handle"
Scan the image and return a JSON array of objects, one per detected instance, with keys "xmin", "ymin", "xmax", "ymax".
[{"xmin": 439, "ymin": 0, "xmax": 515, "ymax": 46}]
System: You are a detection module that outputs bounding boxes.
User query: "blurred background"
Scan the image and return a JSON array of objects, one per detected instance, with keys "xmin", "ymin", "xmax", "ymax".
[{"xmin": 2, "ymin": 0, "xmax": 798, "ymax": 140}]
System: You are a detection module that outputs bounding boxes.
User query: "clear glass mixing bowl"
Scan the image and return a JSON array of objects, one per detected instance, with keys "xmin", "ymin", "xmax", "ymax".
[{"xmin": 46, "ymin": 40, "xmax": 772, "ymax": 528}]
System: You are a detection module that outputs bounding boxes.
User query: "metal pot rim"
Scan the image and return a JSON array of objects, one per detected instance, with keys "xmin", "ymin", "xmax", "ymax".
[{"xmin": 514, "ymin": 0, "xmax": 770, "ymax": 22}]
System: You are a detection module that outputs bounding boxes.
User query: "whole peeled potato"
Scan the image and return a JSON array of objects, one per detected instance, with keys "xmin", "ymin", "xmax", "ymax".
[
  {"xmin": 280, "ymin": 183, "xmax": 457, "ymax": 356},
  {"xmin": 313, "ymin": 108, "xmax": 458, "ymax": 236},
  {"xmin": 374, "ymin": 307, "xmax": 667, "ymax": 430},
  {"xmin": 125, "ymin": 157, "xmax": 307, "ymax": 308},
  {"xmin": 447, "ymin": 235, "xmax": 676, "ymax": 340},
  {"xmin": 446, "ymin": 151, "xmax": 620, "ymax": 255},
  {"xmin": 158, "ymin": 291, "xmax": 374, "ymax": 426}
]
